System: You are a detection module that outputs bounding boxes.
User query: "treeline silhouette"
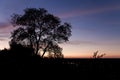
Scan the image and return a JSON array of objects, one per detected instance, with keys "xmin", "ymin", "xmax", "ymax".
[
  {"xmin": 0, "ymin": 43, "xmax": 34, "ymax": 57},
  {"xmin": 0, "ymin": 44, "xmax": 120, "ymax": 79}
]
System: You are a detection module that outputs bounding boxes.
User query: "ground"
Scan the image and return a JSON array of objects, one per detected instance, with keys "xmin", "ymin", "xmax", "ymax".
[{"xmin": 0, "ymin": 57, "xmax": 120, "ymax": 79}]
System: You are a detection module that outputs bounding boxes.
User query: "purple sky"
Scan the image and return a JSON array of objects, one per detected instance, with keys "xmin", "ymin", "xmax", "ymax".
[{"xmin": 0, "ymin": 0, "xmax": 120, "ymax": 58}]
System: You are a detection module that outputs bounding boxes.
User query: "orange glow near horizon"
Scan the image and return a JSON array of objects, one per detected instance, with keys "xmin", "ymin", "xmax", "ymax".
[
  {"xmin": 0, "ymin": 41, "xmax": 120, "ymax": 58},
  {"xmin": 61, "ymin": 43, "xmax": 120, "ymax": 58}
]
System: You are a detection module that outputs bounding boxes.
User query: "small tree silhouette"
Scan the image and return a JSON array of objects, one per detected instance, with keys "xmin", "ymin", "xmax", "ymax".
[
  {"xmin": 47, "ymin": 44, "xmax": 63, "ymax": 58},
  {"xmin": 10, "ymin": 8, "xmax": 72, "ymax": 58},
  {"xmin": 93, "ymin": 51, "xmax": 106, "ymax": 59}
]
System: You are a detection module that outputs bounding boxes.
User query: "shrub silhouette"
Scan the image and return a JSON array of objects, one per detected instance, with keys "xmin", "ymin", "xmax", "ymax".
[
  {"xmin": 9, "ymin": 42, "xmax": 34, "ymax": 57},
  {"xmin": 0, "ymin": 42, "xmax": 34, "ymax": 57},
  {"xmin": 0, "ymin": 48, "xmax": 9, "ymax": 56},
  {"xmin": 93, "ymin": 51, "xmax": 106, "ymax": 59}
]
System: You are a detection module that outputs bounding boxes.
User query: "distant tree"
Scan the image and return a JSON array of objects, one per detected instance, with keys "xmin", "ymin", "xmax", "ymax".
[
  {"xmin": 10, "ymin": 8, "xmax": 72, "ymax": 58},
  {"xmin": 93, "ymin": 51, "xmax": 106, "ymax": 59},
  {"xmin": 47, "ymin": 44, "xmax": 64, "ymax": 58}
]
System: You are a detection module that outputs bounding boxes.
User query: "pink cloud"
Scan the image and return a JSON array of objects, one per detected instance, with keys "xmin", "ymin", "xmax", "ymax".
[
  {"xmin": 0, "ymin": 23, "xmax": 13, "ymax": 33},
  {"xmin": 57, "ymin": 5, "xmax": 120, "ymax": 19},
  {"xmin": 66, "ymin": 40, "xmax": 98, "ymax": 45},
  {"xmin": 0, "ymin": 38, "xmax": 6, "ymax": 41},
  {"xmin": 0, "ymin": 23, "xmax": 10, "ymax": 29},
  {"xmin": 64, "ymin": 40, "xmax": 120, "ymax": 46},
  {"xmin": 0, "ymin": 23, "xmax": 14, "ymax": 41}
]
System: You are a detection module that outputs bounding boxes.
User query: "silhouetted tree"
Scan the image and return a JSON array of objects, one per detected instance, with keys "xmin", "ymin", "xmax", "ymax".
[
  {"xmin": 9, "ymin": 41, "xmax": 34, "ymax": 56},
  {"xmin": 47, "ymin": 44, "xmax": 64, "ymax": 58},
  {"xmin": 0, "ymin": 42, "xmax": 34, "ymax": 57},
  {"xmin": 10, "ymin": 8, "xmax": 72, "ymax": 58},
  {"xmin": 93, "ymin": 51, "xmax": 106, "ymax": 59},
  {"xmin": 0, "ymin": 48, "xmax": 9, "ymax": 56}
]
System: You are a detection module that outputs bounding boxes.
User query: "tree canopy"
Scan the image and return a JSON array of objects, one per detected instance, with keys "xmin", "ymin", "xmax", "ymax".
[{"xmin": 10, "ymin": 8, "xmax": 72, "ymax": 58}]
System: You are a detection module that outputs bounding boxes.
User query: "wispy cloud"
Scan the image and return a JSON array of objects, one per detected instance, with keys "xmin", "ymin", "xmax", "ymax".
[
  {"xmin": 0, "ymin": 23, "xmax": 12, "ymax": 42},
  {"xmin": 65, "ymin": 40, "xmax": 120, "ymax": 47},
  {"xmin": 0, "ymin": 22, "xmax": 11, "ymax": 29},
  {"xmin": 58, "ymin": 5, "xmax": 120, "ymax": 19},
  {"xmin": 0, "ymin": 38, "xmax": 6, "ymax": 41},
  {"xmin": 0, "ymin": 34, "xmax": 9, "ymax": 38},
  {"xmin": 66, "ymin": 40, "xmax": 98, "ymax": 45},
  {"xmin": 0, "ymin": 22, "xmax": 13, "ymax": 37},
  {"xmin": 105, "ymin": 20, "xmax": 120, "ymax": 25}
]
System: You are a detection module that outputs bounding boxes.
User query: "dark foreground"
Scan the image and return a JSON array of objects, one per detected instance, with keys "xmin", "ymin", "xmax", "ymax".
[{"xmin": 0, "ymin": 57, "xmax": 120, "ymax": 79}]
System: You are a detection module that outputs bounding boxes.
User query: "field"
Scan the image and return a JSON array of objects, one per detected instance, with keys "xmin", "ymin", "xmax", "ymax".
[{"xmin": 0, "ymin": 57, "xmax": 120, "ymax": 79}]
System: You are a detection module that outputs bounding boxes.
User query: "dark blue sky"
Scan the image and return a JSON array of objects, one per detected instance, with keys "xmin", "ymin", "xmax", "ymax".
[{"xmin": 0, "ymin": 0, "xmax": 120, "ymax": 58}]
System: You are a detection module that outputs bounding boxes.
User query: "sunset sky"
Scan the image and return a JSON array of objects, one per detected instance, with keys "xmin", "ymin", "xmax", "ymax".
[{"xmin": 0, "ymin": 0, "xmax": 120, "ymax": 58}]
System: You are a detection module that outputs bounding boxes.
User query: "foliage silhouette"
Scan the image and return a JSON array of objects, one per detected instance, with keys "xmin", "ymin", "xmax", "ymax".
[
  {"xmin": 93, "ymin": 51, "xmax": 106, "ymax": 59},
  {"xmin": 9, "ymin": 42, "xmax": 34, "ymax": 56},
  {"xmin": 0, "ymin": 42, "xmax": 34, "ymax": 57},
  {"xmin": 47, "ymin": 44, "xmax": 64, "ymax": 58},
  {"xmin": 10, "ymin": 8, "xmax": 72, "ymax": 58},
  {"xmin": 0, "ymin": 48, "xmax": 9, "ymax": 56}
]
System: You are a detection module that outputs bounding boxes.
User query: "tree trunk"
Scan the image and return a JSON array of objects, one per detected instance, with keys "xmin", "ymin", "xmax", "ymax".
[
  {"xmin": 41, "ymin": 48, "xmax": 46, "ymax": 58},
  {"xmin": 35, "ymin": 41, "xmax": 39, "ymax": 55},
  {"xmin": 41, "ymin": 42, "xmax": 50, "ymax": 58},
  {"xmin": 30, "ymin": 39, "xmax": 33, "ymax": 48}
]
